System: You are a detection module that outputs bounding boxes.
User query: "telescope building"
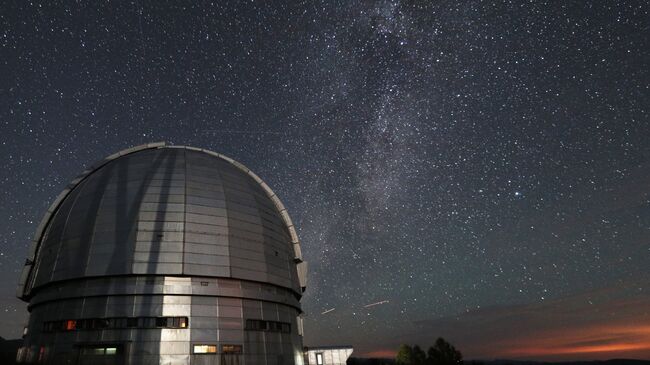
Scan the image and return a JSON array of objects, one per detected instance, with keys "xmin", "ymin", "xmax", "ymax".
[{"xmin": 16, "ymin": 143, "xmax": 308, "ymax": 365}]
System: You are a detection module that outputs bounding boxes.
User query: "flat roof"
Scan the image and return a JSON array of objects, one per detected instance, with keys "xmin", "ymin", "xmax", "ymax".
[{"xmin": 304, "ymin": 346, "xmax": 354, "ymax": 351}]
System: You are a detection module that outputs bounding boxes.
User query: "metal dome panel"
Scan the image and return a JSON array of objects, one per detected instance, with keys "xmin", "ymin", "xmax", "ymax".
[{"xmin": 18, "ymin": 143, "xmax": 306, "ymax": 299}]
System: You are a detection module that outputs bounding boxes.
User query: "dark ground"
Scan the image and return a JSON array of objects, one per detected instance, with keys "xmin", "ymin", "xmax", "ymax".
[{"xmin": 347, "ymin": 359, "xmax": 650, "ymax": 365}]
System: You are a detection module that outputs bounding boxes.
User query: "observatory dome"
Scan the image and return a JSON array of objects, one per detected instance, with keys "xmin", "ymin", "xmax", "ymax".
[
  {"xmin": 17, "ymin": 143, "xmax": 307, "ymax": 365},
  {"xmin": 18, "ymin": 142, "xmax": 306, "ymax": 299}
]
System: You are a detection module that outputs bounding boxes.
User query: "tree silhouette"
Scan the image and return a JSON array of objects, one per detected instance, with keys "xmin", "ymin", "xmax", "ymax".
[
  {"xmin": 395, "ymin": 338, "xmax": 462, "ymax": 365},
  {"xmin": 396, "ymin": 345, "xmax": 413, "ymax": 365},
  {"xmin": 412, "ymin": 345, "xmax": 427, "ymax": 365},
  {"xmin": 427, "ymin": 338, "xmax": 462, "ymax": 365}
]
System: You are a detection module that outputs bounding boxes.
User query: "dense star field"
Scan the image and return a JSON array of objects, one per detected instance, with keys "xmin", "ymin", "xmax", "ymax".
[{"xmin": 1, "ymin": 1, "xmax": 649, "ymax": 360}]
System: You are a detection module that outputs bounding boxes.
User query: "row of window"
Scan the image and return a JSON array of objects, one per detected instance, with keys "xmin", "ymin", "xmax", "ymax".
[
  {"xmin": 194, "ymin": 344, "xmax": 242, "ymax": 354},
  {"xmin": 245, "ymin": 319, "xmax": 291, "ymax": 333},
  {"xmin": 80, "ymin": 347, "xmax": 119, "ymax": 356},
  {"xmin": 21, "ymin": 344, "xmax": 243, "ymax": 360},
  {"xmin": 42, "ymin": 316, "xmax": 290, "ymax": 334},
  {"xmin": 42, "ymin": 317, "xmax": 188, "ymax": 332}
]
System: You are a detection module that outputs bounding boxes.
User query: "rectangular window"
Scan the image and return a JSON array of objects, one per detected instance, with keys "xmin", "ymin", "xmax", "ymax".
[
  {"xmin": 96, "ymin": 319, "xmax": 110, "ymax": 329},
  {"xmin": 76, "ymin": 319, "xmax": 90, "ymax": 330},
  {"xmin": 244, "ymin": 319, "xmax": 290, "ymax": 333},
  {"xmin": 222, "ymin": 344, "xmax": 242, "ymax": 354},
  {"xmin": 81, "ymin": 347, "xmax": 119, "ymax": 356},
  {"xmin": 112, "ymin": 318, "xmax": 127, "ymax": 328},
  {"xmin": 126, "ymin": 318, "xmax": 138, "ymax": 328},
  {"xmin": 40, "ymin": 319, "xmax": 58, "ymax": 331},
  {"xmin": 155, "ymin": 317, "xmax": 168, "ymax": 327},
  {"xmin": 316, "ymin": 353, "xmax": 323, "ymax": 365},
  {"xmin": 142, "ymin": 317, "xmax": 156, "ymax": 328},
  {"xmin": 92, "ymin": 348, "xmax": 105, "ymax": 355},
  {"xmin": 42, "ymin": 316, "xmax": 189, "ymax": 332},
  {"xmin": 65, "ymin": 320, "xmax": 76, "ymax": 331},
  {"xmin": 193, "ymin": 345, "xmax": 217, "ymax": 354},
  {"xmin": 179, "ymin": 317, "xmax": 188, "ymax": 328},
  {"xmin": 169, "ymin": 317, "xmax": 178, "ymax": 328}
]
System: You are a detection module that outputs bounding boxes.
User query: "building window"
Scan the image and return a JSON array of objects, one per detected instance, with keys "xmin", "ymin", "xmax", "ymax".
[
  {"xmin": 316, "ymin": 353, "xmax": 323, "ymax": 365},
  {"xmin": 112, "ymin": 318, "xmax": 127, "ymax": 328},
  {"xmin": 141, "ymin": 317, "xmax": 156, "ymax": 328},
  {"xmin": 65, "ymin": 320, "xmax": 76, "ymax": 331},
  {"xmin": 38, "ymin": 346, "xmax": 46, "ymax": 362},
  {"xmin": 222, "ymin": 344, "xmax": 242, "ymax": 354},
  {"xmin": 77, "ymin": 319, "xmax": 91, "ymax": 330},
  {"xmin": 42, "ymin": 316, "xmax": 189, "ymax": 332},
  {"xmin": 168, "ymin": 317, "xmax": 188, "ymax": 328},
  {"xmin": 126, "ymin": 317, "xmax": 139, "ymax": 328},
  {"xmin": 281, "ymin": 323, "xmax": 290, "ymax": 333},
  {"xmin": 245, "ymin": 319, "xmax": 290, "ymax": 333},
  {"xmin": 155, "ymin": 317, "xmax": 168, "ymax": 327},
  {"xmin": 81, "ymin": 347, "xmax": 118, "ymax": 356},
  {"xmin": 42, "ymin": 322, "xmax": 53, "ymax": 332},
  {"xmin": 194, "ymin": 345, "xmax": 217, "ymax": 354},
  {"xmin": 94, "ymin": 319, "xmax": 110, "ymax": 329}
]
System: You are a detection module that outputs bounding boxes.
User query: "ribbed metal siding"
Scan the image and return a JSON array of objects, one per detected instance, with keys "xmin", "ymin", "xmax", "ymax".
[{"xmin": 23, "ymin": 276, "xmax": 302, "ymax": 365}]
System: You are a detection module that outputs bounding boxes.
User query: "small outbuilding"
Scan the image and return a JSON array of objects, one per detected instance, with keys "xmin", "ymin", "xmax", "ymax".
[{"xmin": 304, "ymin": 346, "xmax": 353, "ymax": 365}]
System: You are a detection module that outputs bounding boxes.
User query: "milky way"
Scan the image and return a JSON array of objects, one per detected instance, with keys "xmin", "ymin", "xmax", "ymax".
[{"xmin": 1, "ymin": 1, "xmax": 649, "ymax": 360}]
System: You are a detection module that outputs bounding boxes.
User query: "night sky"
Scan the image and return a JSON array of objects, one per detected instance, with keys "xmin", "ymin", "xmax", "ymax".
[{"xmin": 1, "ymin": 1, "xmax": 649, "ymax": 361}]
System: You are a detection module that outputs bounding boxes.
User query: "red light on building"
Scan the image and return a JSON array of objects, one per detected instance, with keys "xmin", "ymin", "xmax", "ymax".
[{"xmin": 65, "ymin": 320, "xmax": 76, "ymax": 331}]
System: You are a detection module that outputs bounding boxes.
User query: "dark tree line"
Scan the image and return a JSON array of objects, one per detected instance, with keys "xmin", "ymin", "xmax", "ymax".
[
  {"xmin": 347, "ymin": 358, "xmax": 395, "ymax": 365},
  {"xmin": 395, "ymin": 338, "xmax": 462, "ymax": 365}
]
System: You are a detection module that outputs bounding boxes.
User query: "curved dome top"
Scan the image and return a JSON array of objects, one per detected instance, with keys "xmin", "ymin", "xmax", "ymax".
[{"xmin": 18, "ymin": 143, "xmax": 306, "ymax": 299}]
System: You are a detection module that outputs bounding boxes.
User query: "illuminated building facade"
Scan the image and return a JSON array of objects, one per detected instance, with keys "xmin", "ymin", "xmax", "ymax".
[
  {"xmin": 16, "ymin": 143, "xmax": 307, "ymax": 365},
  {"xmin": 304, "ymin": 347, "xmax": 353, "ymax": 365}
]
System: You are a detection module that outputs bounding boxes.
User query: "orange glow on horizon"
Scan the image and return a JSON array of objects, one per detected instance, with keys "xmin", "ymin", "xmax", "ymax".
[
  {"xmin": 358, "ymin": 323, "xmax": 650, "ymax": 360},
  {"xmin": 489, "ymin": 324, "xmax": 650, "ymax": 360},
  {"xmin": 355, "ymin": 292, "xmax": 650, "ymax": 361},
  {"xmin": 361, "ymin": 349, "xmax": 397, "ymax": 358},
  {"xmin": 505, "ymin": 342, "xmax": 650, "ymax": 357}
]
